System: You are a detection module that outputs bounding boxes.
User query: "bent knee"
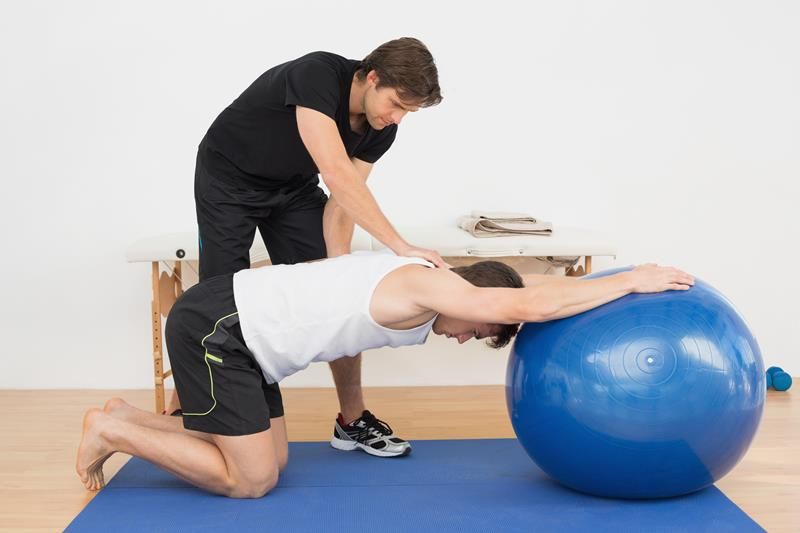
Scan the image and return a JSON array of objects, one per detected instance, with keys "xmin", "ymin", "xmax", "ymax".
[
  {"xmin": 227, "ymin": 469, "xmax": 279, "ymax": 499},
  {"xmin": 103, "ymin": 397, "xmax": 126, "ymax": 412}
]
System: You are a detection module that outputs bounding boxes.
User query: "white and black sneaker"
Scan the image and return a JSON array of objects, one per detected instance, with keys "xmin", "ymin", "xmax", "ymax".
[{"xmin": 330, "ymin": 410, "xmax": 411, "ymax": 457}]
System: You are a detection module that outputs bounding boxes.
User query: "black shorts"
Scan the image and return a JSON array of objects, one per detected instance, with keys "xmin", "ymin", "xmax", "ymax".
[
  {"xmin": 194, "ymin": 151, "xmax": 329, "ymax": 281},
  {"xmin": 165, "ymin": 273, "xmax": 284, "ymax": 436}
]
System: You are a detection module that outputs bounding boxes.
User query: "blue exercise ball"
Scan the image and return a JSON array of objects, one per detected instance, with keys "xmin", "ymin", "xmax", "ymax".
[{"xmin": 506, "ymin": 268, "xmax": 765, "ymax": 499}]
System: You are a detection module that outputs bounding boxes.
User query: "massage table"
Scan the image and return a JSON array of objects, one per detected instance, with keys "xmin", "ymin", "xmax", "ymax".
[{"xmin": 126, "ymin": 226, "xmax": 617, "ymax": 412}]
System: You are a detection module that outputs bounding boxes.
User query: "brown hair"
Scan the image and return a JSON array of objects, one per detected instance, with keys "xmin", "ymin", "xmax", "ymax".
[
  {"xmin": 450, "ymin": 261, "xmax": 524, "ymax": 349},
  {"xmin": 356, "ymin": 37, "xmax": 443, "ymax": 108}
]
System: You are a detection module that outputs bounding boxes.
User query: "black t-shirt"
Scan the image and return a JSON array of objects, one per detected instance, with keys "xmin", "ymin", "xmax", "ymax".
[{"xmin": 199, "ymin": 51, "xmax": 398, "ymax": 189}]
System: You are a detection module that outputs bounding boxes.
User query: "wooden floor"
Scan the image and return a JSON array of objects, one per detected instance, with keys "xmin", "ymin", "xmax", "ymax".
[{"xmin": 0, "ymin": 386, "xmax": 796, "ymax": 532}]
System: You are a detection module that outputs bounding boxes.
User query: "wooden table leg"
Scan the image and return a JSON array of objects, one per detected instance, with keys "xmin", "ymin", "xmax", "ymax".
[
  {"xmin": 151, "ymin": 262, "xmax": 165, "ymax": 414},
  {"xmin": 566, "ymin": 256, "xmax": 594, "ymax": 277},
  {"xmin": 150, "ymin": 261, "xmax": 185, "ymax": 413},
  {"xmin": 174, "ymin": 261, "xmax": 184, "ymax": 297}
]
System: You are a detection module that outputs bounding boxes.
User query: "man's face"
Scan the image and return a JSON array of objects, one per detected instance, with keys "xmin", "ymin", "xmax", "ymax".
[
  {"xmin": 361, "ymin": 71, "xmax": 420, "ymax": 130},
  {"xmin": 432, "ymin": 316, "xmax": 499, "ymax": 345}
]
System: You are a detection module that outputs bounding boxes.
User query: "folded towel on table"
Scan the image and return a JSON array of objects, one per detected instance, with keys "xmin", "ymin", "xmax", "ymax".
[{"xmin": 458, "ymin": 211, "xmax": 553, "ymax": 238}]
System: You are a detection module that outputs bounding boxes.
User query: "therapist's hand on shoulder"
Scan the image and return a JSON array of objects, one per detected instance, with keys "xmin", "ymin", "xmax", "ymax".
[{"xmin": 395, "ymin": 243, "xmax": 451, "ymax": 269}]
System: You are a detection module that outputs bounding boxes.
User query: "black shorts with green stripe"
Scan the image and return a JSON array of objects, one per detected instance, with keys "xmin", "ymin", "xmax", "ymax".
[{"xmin": 165, "ymin": 273, "xmax": 284, "ymax": 436}]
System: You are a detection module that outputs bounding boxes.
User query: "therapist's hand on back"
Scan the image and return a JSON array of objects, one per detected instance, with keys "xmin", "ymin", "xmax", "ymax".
[{"xmin": 395, "ymin": 243, "xmax": 452, "ymax": 269}]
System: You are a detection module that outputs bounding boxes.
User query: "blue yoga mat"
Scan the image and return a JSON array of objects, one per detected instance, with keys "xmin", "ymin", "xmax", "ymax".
[{"xmin": 67, "ymin": 439, "xmax": 763, "ymax": 532}]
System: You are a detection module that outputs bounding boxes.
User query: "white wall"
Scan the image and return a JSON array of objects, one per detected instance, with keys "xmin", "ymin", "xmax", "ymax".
[{"xmin": 1, "ymin": 1, "xmax": 797, "ymax": 389}]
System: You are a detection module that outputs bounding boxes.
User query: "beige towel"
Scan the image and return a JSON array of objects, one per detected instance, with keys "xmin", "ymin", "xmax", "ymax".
[{"xmin": 458, "ymin": 211, "xmax": 553, "ymax": 238}]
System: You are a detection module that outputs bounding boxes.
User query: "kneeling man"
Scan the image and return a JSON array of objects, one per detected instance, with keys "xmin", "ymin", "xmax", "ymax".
[{"xmin": 77, "ymin": 251, "xmax": 693, "ymax": 497}]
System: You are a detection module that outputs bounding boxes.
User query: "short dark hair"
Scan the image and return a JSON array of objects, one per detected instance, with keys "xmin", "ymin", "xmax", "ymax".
[
  {"xmin": 356, "ymin": 37, "xmax": 443, "ymax": 108},
  {"xmin": 450, "ymin": 261, "xmax": 524, "ymax": 349}
]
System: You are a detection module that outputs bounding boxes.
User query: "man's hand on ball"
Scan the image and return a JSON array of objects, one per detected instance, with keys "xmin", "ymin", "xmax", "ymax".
[{"xmin": 630, "ymin": 264, "xmax": 695, "ymax": 293}]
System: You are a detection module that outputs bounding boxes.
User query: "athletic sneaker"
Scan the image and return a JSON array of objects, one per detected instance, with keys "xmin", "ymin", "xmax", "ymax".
[{"xmin": 330, "ymin": 410, "xmax": 411, "ymax": 457}]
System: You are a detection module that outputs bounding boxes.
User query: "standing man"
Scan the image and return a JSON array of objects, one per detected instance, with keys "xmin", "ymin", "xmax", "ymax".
[{"xmin": 172, "ymin": 37, "xmax": 445, "ymax": 457}]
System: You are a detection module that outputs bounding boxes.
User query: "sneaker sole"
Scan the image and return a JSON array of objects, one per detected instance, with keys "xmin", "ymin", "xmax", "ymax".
[{"xmin": 330, "ymin": 436, "xmax": 411, "ymax": 458}]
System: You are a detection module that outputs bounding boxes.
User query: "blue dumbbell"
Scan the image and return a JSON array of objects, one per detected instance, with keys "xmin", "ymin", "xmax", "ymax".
[
  {"xmin": 766, "ymin": 366, "xmax": 792, "ymax": 391},
  {"xmin": 766, "ymin": 366, "xmax": 779, "ymax": 388},
  {"xmin": 766, "ymin": 366, "xmax": 781, "ymax": 388},
  {"xmin": 773, "ymin": 371, "xmax": 792, "ymax": 392}
]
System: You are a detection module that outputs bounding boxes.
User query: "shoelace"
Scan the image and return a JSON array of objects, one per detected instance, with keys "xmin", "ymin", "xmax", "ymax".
[{"xmin": 354, "ymin": 412, "xmax": 393, "ymax": 441}]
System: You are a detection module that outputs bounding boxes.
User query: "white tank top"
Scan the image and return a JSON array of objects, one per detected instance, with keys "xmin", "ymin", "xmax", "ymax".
[{"xmin": 232, "ymin": 251, "xmax": 436, "ymax": 383}]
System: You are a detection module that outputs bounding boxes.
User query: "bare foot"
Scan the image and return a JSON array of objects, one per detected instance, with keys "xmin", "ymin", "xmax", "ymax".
[{"xmin": 76, "ymin": 408, "xmax": 115, "ymax": 491}]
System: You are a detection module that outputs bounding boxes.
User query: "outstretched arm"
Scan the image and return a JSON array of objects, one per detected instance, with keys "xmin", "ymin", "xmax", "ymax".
[
  {"xmin": 404, "ymin": 264, "xmax": 695, "ymax": 324},
  {"xmin": 521, "ymin": 273, "xmax": 579, "ymax": 287}
]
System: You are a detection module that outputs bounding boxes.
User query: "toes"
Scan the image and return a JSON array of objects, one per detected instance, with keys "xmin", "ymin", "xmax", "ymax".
[{"xmin": 89, "ymin": 471, "xmax": 101, "ymax": 491}]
